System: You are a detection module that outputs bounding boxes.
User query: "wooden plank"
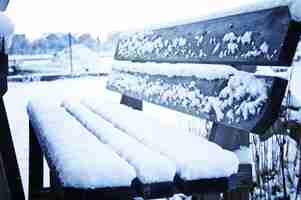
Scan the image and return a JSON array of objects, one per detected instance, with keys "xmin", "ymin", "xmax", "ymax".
[
  {"xmin": 209, "ymin": 123, "xmax": 252, "ymax": 199},
  {"xmin": 115, "ymin": 6, "xmax": 301, "ymax": 67},
  {"xmin": 28, "ymin": 121, "xmax": 44, "ymax": 200},
  {"xmin": 174, "ymin": 174, "xmax": 237, "ymax": 195},
  {"xmin": 107, "ymin": 71, "xmax": 287, "ymax": 134},
  {"xmin": 120, "ymin": 95, "xmax": 143, "ymax": 110},
  {"xmin": 29, "ymin": 120, "xmax": 138, "ymax": 200},
  {"xmin": 131, "ymin": 178, "xmax": 174, "ymax": 199},
  {"xmin": 0, "ymin": 52, "xmax": 8, "ymax": 97},
  {"xmin": 0, "ymin": 53, "xmax": 8, "ymax": 77},
  {"xmin": 62, "ymin": 187, "xmax": 136, "ymax": 200},
  {"xmin": 0, "ymin": 76, "xmax": 7, "ymax": 97},
  {"xmin": 0, "ymin": 98, "xmax": 25, "ymax": 200},
  {"xmin": 0, "ymin": 152, "xmax": 10, "ymax": 200},
  {"xmin": 209, "ymin": 122, "xmax": 249, "ymax": 151}
]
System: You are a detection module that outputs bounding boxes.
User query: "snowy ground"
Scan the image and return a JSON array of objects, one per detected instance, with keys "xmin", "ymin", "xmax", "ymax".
[{"xmin": 9, "ymin": 51, "xmax": 113, "ymax": 75}]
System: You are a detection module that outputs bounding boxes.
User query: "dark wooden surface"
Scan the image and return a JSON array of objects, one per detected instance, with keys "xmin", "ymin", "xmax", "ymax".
[
  {"xmin": 174, "ymin": 174, "xmax": 237, "ymax": 195},
  {"xmin": 0, "ymin": 98, "xmax": 25, "ymax": 200},
  {"xmin": 29, "ymin": 122, "xmax": 44, "ymax": 200},
  {"xmin": 108, "ymin": 71, "xmax": 287, "ymax": 135},
  {"xmin": 0, "ymin": 53, "xmax": 8, "ymax": 96},
  {"xmin": 120, "ymin": 95, "xmax": 143, "ymax": 110},
  {"xmin": 209, "ymin": 122, "xmax": 249, "ymax": 151},
  {"xmin": 131, "ymin": 178, "xmax": 174, "ymax": 199},
  {"xmin": 0, "ymin": 152, "xmax": 10, "ymax": 200},
  {"xmin": 115, "ymin": 6, "xmax": 301, "ymax": 67}
]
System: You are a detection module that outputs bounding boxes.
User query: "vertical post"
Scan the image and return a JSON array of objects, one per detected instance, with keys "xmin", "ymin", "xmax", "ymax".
[
  {"xmin": 0, "ymin": 152, "xmax": 10, "ymax": 200},
  {"xmin": 0, "ymin": 98, "xmax": 25, "ymax": 200},
  {"xmin": 28, "ymin": 122, "xmax": 44, "ymax": 200},
  {"xmin": 0, "ymin": 37, "xmax": 25, "ymax": 200},
  {"xmin": 68, "ymin": 32, "xmax": 73, "ymax": 75},
  {"xmin": 209, "ymin": 122, "xmax": 252, "ymax": 200}
]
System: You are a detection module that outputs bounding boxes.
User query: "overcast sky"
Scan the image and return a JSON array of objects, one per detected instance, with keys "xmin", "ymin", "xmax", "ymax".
[{"xmin": 6, "ymin": 0, "xmax": 255, "ymax": 40}]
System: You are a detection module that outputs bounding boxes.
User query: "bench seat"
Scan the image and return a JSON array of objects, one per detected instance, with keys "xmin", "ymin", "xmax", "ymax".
[
  {"xmin": 27, "ymin": 100, "xmax": 137, "ymax": 189},
  {"xmin": 62, "ymin": 100, "xmax": 177, "ymax": 185},
  {"xmin": 27, "ymin": 98, "xmax": 239, "ymax": 198},
  {"xmin": 80, "ymin": 98, "xmax": 239, "ymax": 181}
]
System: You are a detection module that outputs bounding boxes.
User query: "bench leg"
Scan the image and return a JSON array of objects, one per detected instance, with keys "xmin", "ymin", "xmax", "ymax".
[
  {"xmin": 29, "ymin": 121, "xmax": 44, "ymax": 200},
  {"xmin": 209, "ymin": 123, "xmax": 252, "ymax": 200},
  {"xmin": 192, "ymin": 194, "xmax": 221, "ymax": 200},
  {"xmin": 223, "ymin": 188, "xmax": 249, "ymax": 200}
]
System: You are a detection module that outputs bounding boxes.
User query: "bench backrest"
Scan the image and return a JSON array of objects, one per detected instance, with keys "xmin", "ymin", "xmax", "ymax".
[{"xmin": 107, "ymin": 6, "xmax": 301, "ymax": 137}]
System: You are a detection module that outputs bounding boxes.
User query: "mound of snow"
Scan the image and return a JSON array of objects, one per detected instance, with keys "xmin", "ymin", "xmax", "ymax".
[{"xmin": 53, "ymin": 44, "xmax": 111, "ymax": 74}]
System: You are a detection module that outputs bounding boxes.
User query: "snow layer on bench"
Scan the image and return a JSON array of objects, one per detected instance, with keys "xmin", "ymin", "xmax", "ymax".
[
  {"xmin": 145, "ymin": 0, "xmax": 301, "ymax": 31},
  {"xmin": 82, "ymin": 98, "xmax": 239, "ymax": 181},
  {"xmin": 62, "ymin": 100, "xmax": 177, "ymax": 184},
  {"xmin": 112, "ymin": 60, "xmax": 236, "ymax": 80},
  {"xmin": 27, "ymin": 99, "xmax": 136, "ymax": 188}
]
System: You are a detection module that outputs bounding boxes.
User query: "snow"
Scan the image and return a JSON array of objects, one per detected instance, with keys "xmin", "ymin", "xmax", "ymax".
[
  {"xmin": 223, "ymin": 32, "xmax": 237, "ymax": 43},
  {"xmin": 27, "ymin": 98, "xmax": 136, "ymax": 188},
  {"xmin": 108, "ymin": 69, "xmax": 268, "ymax": 123},
  {"xmin": 0, "ymin": 11, "xmax": 14, "ymax": 49},
  {"xmin": 240, "ymin": 32, "xmax": 252, "ymax": 45},
  {"xmin": 259, "ymin": 42, "xmax": 269, "ymax": 54},
  {"xmin": 112, "ymin": 60, "xmax": 236, "ymax": 80},
  {"xmin": 234, "ymin": 146, "xmax": 252, "ymax": 164},
  {"xmin": 62, "ymin": 100, "xmax": 177, "ymax": 184},
  {"xmin": 53, "ymin": 44, "xmax": 112, "ymax": 74},
  {"xmin": 4, "ymin": 77, "xmax": 112, "ymax": 196},
  {"xmin": 146, "ymin": 0, "xmax": 301, "ymax": 31},
  {"xmin": 289, "ymin": 110, "xmax": 301, "ymax": 123},
  {"xmin": 82, "ymin": 98, "xmax": 239, "ymax": 180}
]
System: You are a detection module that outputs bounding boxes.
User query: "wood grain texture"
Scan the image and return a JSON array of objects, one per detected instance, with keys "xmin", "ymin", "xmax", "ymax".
[{"xmin": 115, "ymin": 6, "xmax": 301, "ymax": 67}]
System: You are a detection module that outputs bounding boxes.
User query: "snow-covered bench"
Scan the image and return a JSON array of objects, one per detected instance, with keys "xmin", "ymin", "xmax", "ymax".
[{"xmin": 27, "ymin": 3, "xmax": 301, "ymax": 200}]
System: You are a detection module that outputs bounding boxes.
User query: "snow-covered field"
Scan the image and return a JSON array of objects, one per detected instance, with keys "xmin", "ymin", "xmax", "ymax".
[{"xmin": 9, "ymin": 47, "xmax": 113, "ymax": 75}]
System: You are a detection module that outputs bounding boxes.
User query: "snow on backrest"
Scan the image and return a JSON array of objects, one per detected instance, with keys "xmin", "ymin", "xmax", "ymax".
[
  {"xmin": 107, "ymin": 63, "xmax": 287, "ymax": 134},
  {"xmin": 115, "ymin": 6, "xmax": 300, "ymax": 67},
  {"xmin": 107, "ymin": 5, "xmax": 301, "ymax": 134}
]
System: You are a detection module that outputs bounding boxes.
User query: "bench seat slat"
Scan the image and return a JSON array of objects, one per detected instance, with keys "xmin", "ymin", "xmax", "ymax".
[
  {"xmin": 115, "ymin": 6, "xmax": 301, "ymax": 67},
  {"xmin": 107, "ymin": 69, "xmax": 287, "ymax": 134},
  {"xmin": 62, "ymin": 100, "xmax": 177, "ymax": 184},
  {"xmin": 82, "ymin": 98, "xmax": 239, "ymax": 181},
  {"xmin": 27, "ymin": 100, "xmax": 137, "ymax": 189}
]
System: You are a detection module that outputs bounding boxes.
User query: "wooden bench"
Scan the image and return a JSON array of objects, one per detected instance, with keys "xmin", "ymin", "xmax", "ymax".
[{"xmin": 26, "ymin": 4, "xmax": 301, "ymax": 200}]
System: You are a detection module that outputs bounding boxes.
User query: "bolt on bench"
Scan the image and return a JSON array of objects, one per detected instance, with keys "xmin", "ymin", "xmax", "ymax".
[{"xmin": 27, "ymin": 3, "xmax": 301, "ymax": 200}]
